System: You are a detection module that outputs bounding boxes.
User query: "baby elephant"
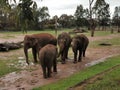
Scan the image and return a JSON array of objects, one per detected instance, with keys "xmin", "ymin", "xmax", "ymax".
[
  {"xmin": 39, "ymin": 44, "xmax": 57, "ymax": 78},
  {"xmin": 71, "ymin": 34, "xmax": 89, "ymax": 63}
]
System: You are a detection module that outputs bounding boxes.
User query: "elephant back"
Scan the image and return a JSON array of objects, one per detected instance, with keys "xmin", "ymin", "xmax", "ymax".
[{"xmin": 33, "ymin": 33, "xmax": 57, "ymax": 47}]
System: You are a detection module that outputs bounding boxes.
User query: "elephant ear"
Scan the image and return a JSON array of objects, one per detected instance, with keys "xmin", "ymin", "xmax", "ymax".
[{"xmin": 29, "ymin": 37, "xmax": 38, "ymax": 46}]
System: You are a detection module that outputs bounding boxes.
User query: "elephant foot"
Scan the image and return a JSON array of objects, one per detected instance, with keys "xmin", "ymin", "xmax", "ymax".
[
  {"xmin": 53, "ymin": 70, "xmax": 57, "ymax": 72},
  {"xmin": 78, "ymin": 60, "xmax": 82, "ymax": 62},
  {"xmin": 73, "ymin": 61, "xmax": 77, "ymax": 64},
  {"xmin": 34, "ymin": 61, "xmax": 38, "ymax": 64},
  {"xmin": 44, "ymin": 75, "xmax": 47, "ymax": 79},
  {"xmin": 48, "ymin": 75, "xmax": 51, "ymax": 78},
  {"xmin": 61, "ymin": 61, "xmax": 66, "ymax": 64},
  {"xmin": 66, "ymin": 57, "xmax": 68, "ymax": 59}
]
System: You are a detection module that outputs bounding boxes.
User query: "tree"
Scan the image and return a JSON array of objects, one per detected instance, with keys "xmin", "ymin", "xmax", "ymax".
[
  {"xmin": 93, "ymin": 0, "xmax": 110, "ymax": 30},
  {"xmin": 74, "ymin": 5, "xmax": 84, "ymax": 27},
  {"xmin": 59, "ymin": 14, "xmax": 69, "ymax": 28},
  {"xmin": 74, "ymin": 5, "xmax": 89, "ymax": 28},
  {"xmin": 0, "ymin": 0, "xmax": 13, "ymax": 30},
  {"xmin": 38, "ymin": 7, "xmax": 50, "ymax": 29},
  {"xmin": 89, "ymin": 0, "xmax": 96, "ymax": 37},
  {"xmin": 75, "ymin": 5, "xmax": 84, "ymax": 19},
  {"xmin": 112, "ymin": 6, "xmax": 120, "ymax": 33},
  {"xmin": 18, "ymin": 0, "xmax": 37, "ymax": 33},
  {"xmin": 59, "ymin": 14, "xmax": 75, "ymax": 28}
]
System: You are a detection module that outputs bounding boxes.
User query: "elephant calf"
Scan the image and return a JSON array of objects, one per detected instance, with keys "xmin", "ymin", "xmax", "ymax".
[
  {"xmin": 39, "ymin": 44, "xmax": 57, "ymax": 78},
  {"xmin": 57, "ymin": 32, "xmax": 72, "ymax": 64},
  {"xmin": 71, "ymin": 34, "xmax": 89, "ymax": 63}
]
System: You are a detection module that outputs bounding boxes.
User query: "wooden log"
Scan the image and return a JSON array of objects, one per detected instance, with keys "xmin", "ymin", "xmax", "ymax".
[{"xmin": 99, "ymin": 42, "xmax": 112, "ymax": 46}]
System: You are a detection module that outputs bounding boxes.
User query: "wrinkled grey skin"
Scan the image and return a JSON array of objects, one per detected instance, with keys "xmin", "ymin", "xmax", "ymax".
[
  {"xmin": 24, "ymin": 33, "xmax": 57, "ymax": 65},
  {"xmin": 57, "ymin": 32, "xmax": 72, "ymax": 64},
  {"xmin": 39, "ymin": 44, "xmax": 57, "ymax": 78},
  {"xmin": 71, "ymin": 34, "xmax": 89, "ymax": 63}
]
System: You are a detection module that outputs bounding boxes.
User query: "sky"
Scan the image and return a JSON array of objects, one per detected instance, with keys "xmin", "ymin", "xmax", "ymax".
[{"xmin": 35, "ymin": 0, "xmax": 120, "ymax": 17}]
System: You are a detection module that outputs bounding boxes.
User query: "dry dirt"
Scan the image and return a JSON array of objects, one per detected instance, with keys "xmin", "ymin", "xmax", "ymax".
[{"xmin": 0, "ymin": 33, "xmax": 120, "ymax": 90}]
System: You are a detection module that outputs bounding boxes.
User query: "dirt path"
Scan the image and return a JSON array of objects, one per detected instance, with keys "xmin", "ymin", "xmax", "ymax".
[{"xmin": 0, "ymin": 34, "xmax": 120, "ymax": 90}]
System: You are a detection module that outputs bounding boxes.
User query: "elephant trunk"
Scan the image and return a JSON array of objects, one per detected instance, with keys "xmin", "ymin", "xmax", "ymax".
[{"xmin": 57, "ymin": 44, "xmax": 64, "ymax": 57}]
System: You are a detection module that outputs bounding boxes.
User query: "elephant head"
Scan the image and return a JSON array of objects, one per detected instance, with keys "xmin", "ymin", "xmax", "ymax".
[
  {"xmin": 24, "ymin": 35, "xmax": 38, "ymax": 64},
  {"xmin": 57, "ymin": 38, "xmax": 66, "ymax": 57},
  {"xmin": 71, "ymin": 38, "xmax": 78, "ymax": 53},
  {"xmin": 57, "ymin": 32, "xmax": 71, "ymax": 64}
]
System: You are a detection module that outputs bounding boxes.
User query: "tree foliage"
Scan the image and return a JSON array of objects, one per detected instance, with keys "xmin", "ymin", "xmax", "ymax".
[
  {"xmin": 18, "ymin": 0, "xmax": 37, "ymax": 33},
  {"xmin": 112, "ymin": 6, "xmax": 120, "ymax": 32},
  {"xmin": 93, "ymin": 0, "xmax": 110, "ymax": 29},
  {"xmin": 74, "ymin": 4, "xmax": 89, "ymax": 28}
]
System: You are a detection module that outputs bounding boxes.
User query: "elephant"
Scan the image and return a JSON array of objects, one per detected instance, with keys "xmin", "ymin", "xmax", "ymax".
[
  {"xmin": 71, "ymin": 34, "xmax": 89, "ymax": 63},
  {"xmin": 24, "ymin": 33, "xmax": 57, "ymax": 65},
  {"xmin": 39, "ymin": 44, "xmax": 57, "ymax": 78},
  {"xmin": 57, "ymin": 32, "xmax": 72, "ymax": 64}
]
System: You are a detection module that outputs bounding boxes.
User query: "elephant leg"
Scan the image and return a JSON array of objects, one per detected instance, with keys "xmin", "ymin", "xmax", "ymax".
[
  {"xmin": 42, "ymin": 66, "xmax": 47, "ymax": 78},
  {"xmin": 32, "ymin": 47, "xmax": 37, "ymax": 63},
  {"xmin": 83, "ymin": 45, "xmax": 88, "ymax": 57},
  {"xmin": 65, "ymin": 47, "xmax": 69, "ymax": 59},
  {"xmin": 73, "ymin": 51, "xmax": 78, "ymax": 63},
  {"xmin": 53, "ymin": 58, "xmax": 57, "ymax": 72},
  {"xmin": 24, "ymin": 47, "xmax": 29, "ymax": 65},
  {"xmin": 83, "ymin": 49, "xmax": 86, "ymax": 57},
  {"xmin": 47, "ymin": 67, "xmax": 51, "ymax": 78},
  {"xmin": 78, "ymin": 50, "xmax": 82, "ymax": 62},
  {"xmin": 61, "ymin": 51, "xmax": 66, "ymax": 64}
]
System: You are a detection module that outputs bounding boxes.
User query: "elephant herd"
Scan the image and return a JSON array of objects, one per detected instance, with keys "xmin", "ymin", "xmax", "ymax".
[{"xmin": 24, "ymin": 32, "xmax": 89, "ymax": 78}]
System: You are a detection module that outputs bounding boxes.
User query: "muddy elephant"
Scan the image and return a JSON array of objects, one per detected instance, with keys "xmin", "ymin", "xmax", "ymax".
[
  {"xmin": 39, "ymin": 44, "xmax": 57, "ymax": 78},
  {"xmin": 57, "ymin": 32, "xmax": 72, "ymax": 64},
  {"xmin": 71, "ymin": 34, "xmax": 89, "ymax": 63},
  {"xmin": 24, "ymin": 33, "xmax": 57, "ymax": 65}
]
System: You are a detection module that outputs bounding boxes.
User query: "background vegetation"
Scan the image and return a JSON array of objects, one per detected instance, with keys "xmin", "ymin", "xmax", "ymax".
[{"xmin": 0, "ymin": 0, "xmax": 120, "ymax": 35}]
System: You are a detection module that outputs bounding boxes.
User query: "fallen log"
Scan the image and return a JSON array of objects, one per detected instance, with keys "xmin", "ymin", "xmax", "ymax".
[
  {"xmin": 0, "ymin": 41, "xmax": 23, "ymax": 51},
  {"xmin": 99, "ymin": 42, "xmax": 112, "ymax": 46}
]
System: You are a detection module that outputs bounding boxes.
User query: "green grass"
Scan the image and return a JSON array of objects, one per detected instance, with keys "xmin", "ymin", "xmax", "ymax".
[
  {"xmin": 33, "ymin": 55, "xmax": 120, "ymax": 90},
  {"xmin": 0, "ymin": 28, "xmax": 73, "ymax": 35},
  {"xmin": 0, "ymin": 29, "xmax": 116, "ymax": 37},
  {"xmin": 83, "ymin": 30, "xmax": 112, "ymax": 37},
  {"xmin": 0, "ymin": 59, "xmax": 20, "ymax": 77},
  {"xmin": 89, "ymin": 37, "xmax": 120, "ymax": 48},
  {"xmin": 84, "ymin": 64, "xmax": 120, "ymax": 90},
  {"xmin": 93, "ymin": 31, "xmax": 112, "ymax": 36}
]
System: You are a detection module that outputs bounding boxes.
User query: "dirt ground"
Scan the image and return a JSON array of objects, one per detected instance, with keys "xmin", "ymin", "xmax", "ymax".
[{"xmin": 0, "ymin": 33, "xmax": 120, "ymax": 90}]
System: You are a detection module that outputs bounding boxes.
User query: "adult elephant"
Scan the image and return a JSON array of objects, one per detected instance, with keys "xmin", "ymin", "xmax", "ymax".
[
  {"xmin": 57, "ymin": 32, "xmax": 72, "ymax": 64},
  {"xmin": 24, "ymin": 33, "xmax": 57, "ymax": 65},
  {"xmin": 39, "ymin": 44, "xmax": 57, "ymax": 78},
  {"xmin": 71, "ymin": 34, "xmax": 89, "ymax": 63}
]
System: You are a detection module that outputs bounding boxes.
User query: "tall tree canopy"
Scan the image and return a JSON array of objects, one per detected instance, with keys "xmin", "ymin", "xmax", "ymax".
[
  {"xmin": 93, "ymin": 0, "xmax": 110, "ymax": 30},
  {"xmin": 74, "ymin": 4, "xmax": 89, "ymax": 27},
  {"xmin": 112, "ymin": 6, "xmax": 120, "ymax": 32},
  {"xmin": 18, "ymin": 0, "xmax": 37, "ymax": 33}
]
